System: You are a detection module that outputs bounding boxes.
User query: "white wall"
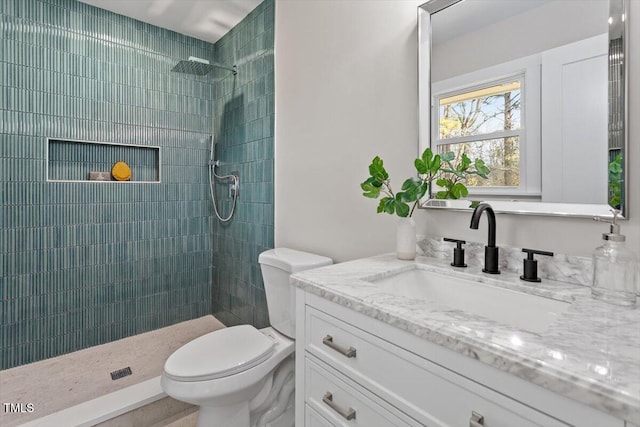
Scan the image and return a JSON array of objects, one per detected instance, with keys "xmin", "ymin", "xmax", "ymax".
[
  {"xmin": 274, "ymin": 0, "xmax": 423, "ymax": 261},
  {"xmin": 275, "ymin": 0, "xmax": 640, "ymax": 263},
  {"xmin": 431, "ymin": 0, "xmax": 607, "ymax": 81}
]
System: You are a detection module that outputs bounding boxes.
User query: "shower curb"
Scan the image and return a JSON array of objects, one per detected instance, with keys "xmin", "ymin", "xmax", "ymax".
[{"xmin": 17, "ymin": 377, "xmax": 165, "ymax": 427}]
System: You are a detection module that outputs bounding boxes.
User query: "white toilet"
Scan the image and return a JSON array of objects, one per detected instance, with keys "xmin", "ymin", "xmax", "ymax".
[{"xmin": 161, "ymin": 248, "xmax": 332, "ymax": 427}]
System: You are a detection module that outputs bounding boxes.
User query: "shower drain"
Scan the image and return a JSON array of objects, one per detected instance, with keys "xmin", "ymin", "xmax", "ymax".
[{"xmin": 110, "ymin": 366, "xmax": 133, "ymax": 380}]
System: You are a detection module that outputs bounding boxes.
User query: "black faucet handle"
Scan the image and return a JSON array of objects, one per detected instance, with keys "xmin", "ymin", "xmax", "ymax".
[
  {"xmin": 443, "ymin": 238, "xmax": 467, "ymax": 268},
  {"xmin": 522, "ymin": 248, "xmax": 554, "ymax": 259},
  {"xmin": 443, "ymin": 237, "xmax": 466, "ymax": 245},
  {"xmin": 520, "ymin": 248, "xmax": 554, "ymax": 282}
]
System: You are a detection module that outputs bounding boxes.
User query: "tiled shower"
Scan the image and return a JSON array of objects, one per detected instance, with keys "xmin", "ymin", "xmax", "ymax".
[
  {"xmin": 0, "ymin": 0, "xmax": 274, "ymax": 370},
  {"xmin": 211, "ymin": 0, "xmax": 275, "ymax": 329}
]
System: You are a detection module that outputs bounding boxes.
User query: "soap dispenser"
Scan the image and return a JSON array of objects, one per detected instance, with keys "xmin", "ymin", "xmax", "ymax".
[{"xmin": 591, "ymin": 210, "xmax": 638, "ymax": 306}]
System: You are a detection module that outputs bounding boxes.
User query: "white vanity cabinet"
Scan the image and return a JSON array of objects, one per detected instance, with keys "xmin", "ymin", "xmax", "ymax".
[{"xmin": 295, "ymin": 289, "xmax": 626, "ymax": 427}]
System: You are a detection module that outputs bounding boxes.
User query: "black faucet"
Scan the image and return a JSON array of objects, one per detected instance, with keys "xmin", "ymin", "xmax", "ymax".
[{"xmin": 470, "ymin": 203, "xmax": 500, "ymax": 274}]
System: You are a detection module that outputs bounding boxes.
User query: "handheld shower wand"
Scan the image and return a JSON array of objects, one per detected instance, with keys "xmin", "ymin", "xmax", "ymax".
[{"xmin": 209, "ymin": 136, "xmax": 239, "ymax": 222}]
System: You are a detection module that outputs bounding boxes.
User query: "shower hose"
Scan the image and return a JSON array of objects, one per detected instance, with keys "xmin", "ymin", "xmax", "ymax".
[{"xmin": 209, "ymin": 136, "xmax": 238, "ymax": 222}]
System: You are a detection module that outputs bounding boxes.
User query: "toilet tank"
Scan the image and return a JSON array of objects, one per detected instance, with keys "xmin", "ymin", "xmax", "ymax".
[{"xmin": 258, "ymin": 248, "xmax": 333, "ymax": 338}]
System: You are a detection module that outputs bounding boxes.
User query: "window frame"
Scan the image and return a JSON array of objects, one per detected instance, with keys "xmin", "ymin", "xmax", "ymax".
[{"xmin": 431, "ymin": 54, "xmax": 542, "ymax": 197}]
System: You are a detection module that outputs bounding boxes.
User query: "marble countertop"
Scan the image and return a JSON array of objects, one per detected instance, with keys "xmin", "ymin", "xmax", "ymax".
[{"xmin": 291, "ymin": 254, "xmax": 640, "ymax": 423}]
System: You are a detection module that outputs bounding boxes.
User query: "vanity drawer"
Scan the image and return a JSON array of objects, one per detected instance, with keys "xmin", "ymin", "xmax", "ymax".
[
  {"xmin": 305, "ymin": 356, "xmax": 418, "ymax": 427},
  {"xmin": 306, "ymin": 404, "xmax": 334, "ymax": 427},
  {"xmin": 305, "ymin": 306, "xmax": 569, "ymax": 427}
]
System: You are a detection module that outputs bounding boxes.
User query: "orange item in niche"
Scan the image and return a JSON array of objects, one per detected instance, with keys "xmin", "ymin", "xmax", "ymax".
[{"xmin": 112, "ymin": 162, "xmax": 131, "ymax": 181}]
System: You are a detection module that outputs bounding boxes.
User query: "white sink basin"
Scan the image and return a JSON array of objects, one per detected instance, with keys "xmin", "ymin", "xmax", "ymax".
[{"xmin": 370, "ymin": 267, "xmax": 570, "ymax": 334}]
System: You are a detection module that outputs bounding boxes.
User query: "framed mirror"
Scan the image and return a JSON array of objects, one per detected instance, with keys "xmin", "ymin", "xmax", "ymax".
[{"xmin": 418, "ymin": 0, "xmax": 629, "ymax": 218}]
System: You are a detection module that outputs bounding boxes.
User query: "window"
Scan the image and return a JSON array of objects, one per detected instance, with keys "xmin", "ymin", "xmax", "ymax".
[
  {"xmin": 431, "ymin": 54, "xmax": 542, "ymax": 197},
  {"xmin": 436, "ymin": 78, "xmax": 522, "ymax": 189}
]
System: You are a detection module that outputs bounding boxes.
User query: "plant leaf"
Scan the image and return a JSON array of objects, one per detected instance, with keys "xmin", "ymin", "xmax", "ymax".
[
  {"xmin": 368, "ymin": 156, "xmax": 389, "ymax": 183},
  {"xmin": 360, "ymin": 177, "xmax": 382, "ymax": 198},
  {"xmin": 440, "ymin": 151, "xmax": 455, "ymax": 162},
  {"xmin": 436, "ymin": 178, "xmax": 453, "ymax": 189},
  {"xmin": 400, "ymin": 178, "xmax": 427, "ymax": 202},
  {"xmin": 451, "ymin": 182, "xmax": 468, "ymax": 199},
  {"xmin": 421, "ymin": 147, "xmax": 433, "ymax": 165},
  {"xmin": 456, "ymin": 153, "xmax": 471, "ymax": 172},
  {"xmin": 429, "ymin": 154, "xmax": 441, "ymax": 174},
  {"xmin": 394, "ymin": 199, "xmax": 410, "ymax": 217},
  {"xmin": 461, "ymin": 153, "xmax": 471, "ymax": 167},
  {"xmin": 377, "ymin": 197, "xmax": 395, "ymax": 214},
  {"xmin": 474, "ymin": 159, "xmax": 490, "ymax": 178},
  {"xmin": 401, "ymin": 177, "xmax": 420, "ymax": 191},
  {"xmin": 417, "ymin": 182, "xmax": 428, "ymax": 199},
  {"xmin": 414, "ymin": 158, "xmax": 428, "ymax": 174}
]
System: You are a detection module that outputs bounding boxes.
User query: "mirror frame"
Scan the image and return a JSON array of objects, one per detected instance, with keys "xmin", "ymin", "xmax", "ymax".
[{"xmin": 417, "ymin": 0, "xmax": 629, "ymax": 218}]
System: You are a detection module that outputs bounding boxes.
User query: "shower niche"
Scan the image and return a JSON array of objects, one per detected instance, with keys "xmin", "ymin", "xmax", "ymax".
[{"xmin": 47, "ymin": 138, "xmax": 161, "ymax": 183}]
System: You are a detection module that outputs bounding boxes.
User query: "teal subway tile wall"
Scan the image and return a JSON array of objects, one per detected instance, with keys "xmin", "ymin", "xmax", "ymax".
[
  {"xmin": 0, "ymin": 0, "xmax": 226, "ymax": 369},
  {"xmin": 211, "ymin": 0, "xmax": 275, "ymax": 327}
]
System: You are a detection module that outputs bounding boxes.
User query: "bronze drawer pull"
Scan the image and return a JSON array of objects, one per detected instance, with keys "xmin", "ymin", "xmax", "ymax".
[
  {"xmin": 322, "ymin": 335, "xmax": 357, "ymax": 358},
  {"xmin": 322, "ymin": 392, "xmax": 356, "ymax": 421}
]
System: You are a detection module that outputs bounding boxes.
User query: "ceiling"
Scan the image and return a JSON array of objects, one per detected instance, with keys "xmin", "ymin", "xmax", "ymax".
[
  {"xmin": 77, "ymin": 0, "xmax": 263, "ymax": 44},
  {"xmin": 431, "ymin": 0, "xmax": 552, "ymax": 46}
]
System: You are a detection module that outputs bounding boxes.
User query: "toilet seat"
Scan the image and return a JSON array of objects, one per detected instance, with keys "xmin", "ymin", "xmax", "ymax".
[{"xmin": 164, "ymin": 325, "xmax": 275, "ymax": 382}]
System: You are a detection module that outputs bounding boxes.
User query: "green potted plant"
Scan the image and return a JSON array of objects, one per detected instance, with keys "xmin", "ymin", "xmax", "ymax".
[
  {"xmin": 361, "ymin": 147, "xmax": 490, "ymax": 259},
  {"xmin": 608, "ymin": 153, "xmax": 622, "ymax": 210}
]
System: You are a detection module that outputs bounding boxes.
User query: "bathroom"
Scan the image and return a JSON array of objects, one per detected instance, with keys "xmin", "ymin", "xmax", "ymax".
[{"xmin": 1, "ymin": 0, "xmax": 639, "ymax": 426}]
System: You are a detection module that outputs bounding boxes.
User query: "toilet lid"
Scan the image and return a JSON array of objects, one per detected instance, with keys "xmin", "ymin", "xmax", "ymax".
[{"xmin": 164, "ymin": 325, "xmax": 275, "ymax": 382}]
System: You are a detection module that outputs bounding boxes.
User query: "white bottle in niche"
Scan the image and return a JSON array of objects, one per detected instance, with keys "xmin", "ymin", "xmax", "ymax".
[
  {"xmin": 396, "ymin": 217, "xmax": 416, "ymax": 260},
  {"xmin": 591, "ymin": 211, "xmax": 638, "ymax": 306}
]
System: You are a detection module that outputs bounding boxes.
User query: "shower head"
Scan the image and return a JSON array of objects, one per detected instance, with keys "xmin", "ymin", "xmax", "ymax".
[
  {"xmin": 171, "ymin": 56, "xmax": 237, "ymax": 76},
  {"xmin": 172, "ymin": 56, "xmax": 213, "ymax": 75}
]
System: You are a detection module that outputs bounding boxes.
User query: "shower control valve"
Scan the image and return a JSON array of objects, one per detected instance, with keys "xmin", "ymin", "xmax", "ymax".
[{"xmin": 229, "ymin": 172, "xmax": 240, "ymax": 198}]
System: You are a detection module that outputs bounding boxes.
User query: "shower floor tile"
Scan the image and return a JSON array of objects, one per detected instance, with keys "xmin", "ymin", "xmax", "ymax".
[{"xmin": 0, "ymin": 316, "xmax": 224, "ymax": 427}]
